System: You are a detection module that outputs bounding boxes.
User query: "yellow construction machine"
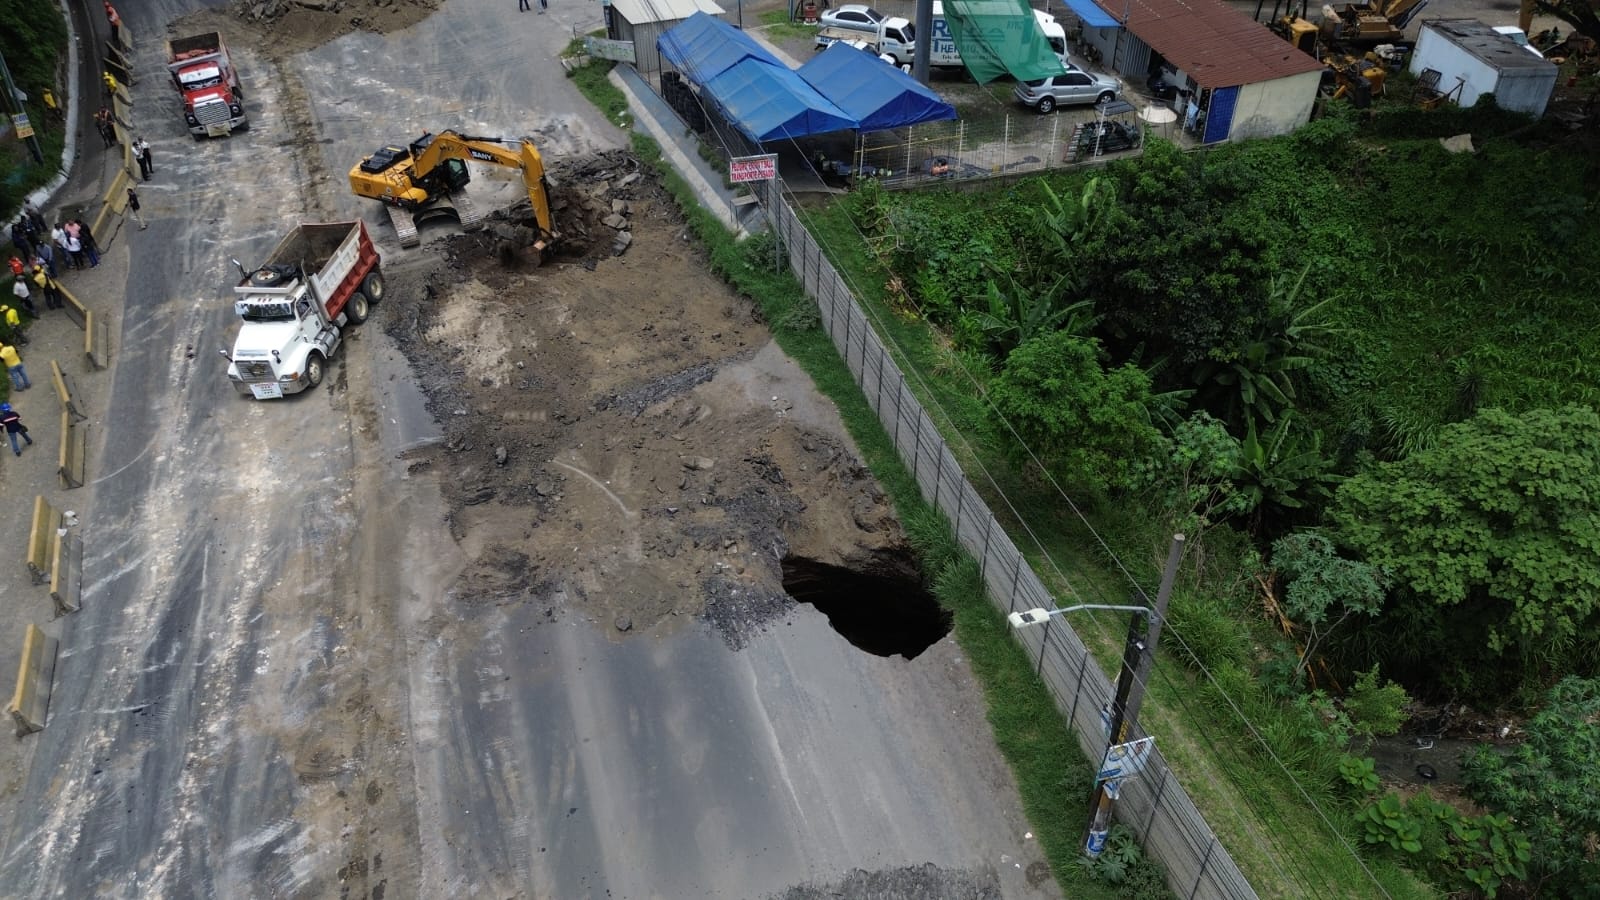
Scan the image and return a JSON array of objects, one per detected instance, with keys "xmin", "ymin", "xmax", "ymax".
[
  {"xmin": 1320, "ymin": 0, "xmax": 1430, "ymax": 49},
  {"xmin": 349, "ymin": 130, "xmax": 557, "ymax": 251}
]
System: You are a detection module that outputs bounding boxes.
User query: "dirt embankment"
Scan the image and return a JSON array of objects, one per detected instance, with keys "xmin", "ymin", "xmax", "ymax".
[
  {"xmin": 379, "ymin": 153, "xmax": 909, "ymax": 645},
  {"xmin": 232, "ymin": 0, "xmax": 443, "ymax": 54}
]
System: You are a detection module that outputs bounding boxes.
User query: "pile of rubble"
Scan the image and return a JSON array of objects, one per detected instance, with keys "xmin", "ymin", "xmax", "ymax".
[
  {"xmin": 481, "ymin": 150, "xmax": 649, "ymax": 261},
  {"xmin": 235, "ymin": 0, "xmax": 436, "ymax": 25}
]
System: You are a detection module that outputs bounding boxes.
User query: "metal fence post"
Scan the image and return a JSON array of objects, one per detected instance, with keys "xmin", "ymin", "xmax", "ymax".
[
  {"xmin": 1037, "ymin": 618, "xmax": 1053, "ymax": 676},
  {"xmin": 1066, "ymin": 651, "xmax": 1090, "ymax": 726},
  {"xmin": 933, "ymin": 445, "xmax": 946, "ymax": 514},
  {"xmin": 1191, "ymin": 837, "xmax": 1218, "ymax": 900},
  {"xmin": 874, "ymin": 338, "xmax": 887, "ymax": 416},
  {"xmin": 1143, "ymin": 766, "xmax": 1169, "ymax": 838},
  {"xmin": 892, "ymin": 369, "xmax": 903, "ymax": 451},
  {"xmin": 1009, "ymin": 550, "xmax": 1024, "ymax": 611}
]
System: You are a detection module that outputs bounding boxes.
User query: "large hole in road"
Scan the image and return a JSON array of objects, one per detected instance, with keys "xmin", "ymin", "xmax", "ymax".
[{"xmin": 781, "ymin": 555, "xmax": 951, "ymax": 660}]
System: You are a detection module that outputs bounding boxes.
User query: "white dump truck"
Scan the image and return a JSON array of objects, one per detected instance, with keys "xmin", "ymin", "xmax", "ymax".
[{"xmin": 222, "ymin": 221, "xmax": 384, "ymax": 399}]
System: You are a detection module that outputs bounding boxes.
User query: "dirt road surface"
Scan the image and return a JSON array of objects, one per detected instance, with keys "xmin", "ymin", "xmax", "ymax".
[{"xmin": 0, "ymin": 2, "xmax": 1058, "ymax": 898}]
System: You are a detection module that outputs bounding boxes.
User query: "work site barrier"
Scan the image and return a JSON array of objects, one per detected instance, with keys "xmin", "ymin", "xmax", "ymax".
[
  {"xmin": 58, "ymin": 281, "xmax": 87, "ymax": 331},
  {"xmin": 746, "ymin": 175, "xmax": 1256, "ymax": 899},
  {"xmin": 50, "ymin": 360, "xmax": 87, "ymax": 424},
  {"xmin": 50, "ymin": 533, "xmax": 83, "ymax": 617},
  {"xmin": 58, "ymin": 410, "xmax": 87, "ymax": 489},
  {"xmin": 87, "ymin": 309, "xmax": 108, "ymax": 370},
  {"xmin": 7, "ymin": 625, "xmax": 60, "ymax": 737},
  {"xmin": 26, "ymin": 496, "xmax": 62, "ymax": 585}
]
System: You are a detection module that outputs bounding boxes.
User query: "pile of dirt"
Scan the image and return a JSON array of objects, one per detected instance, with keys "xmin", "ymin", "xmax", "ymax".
[
  {"xmin": 462, "ymin": 150, "xmax": 648, "ymax": 267},
  {"xmin": 380, "ymin": 158, "xmax": 909, "ymax": 645},
  {"xmin": 232, "ymin": 0, "xmax": 441, "ymax": 53}
]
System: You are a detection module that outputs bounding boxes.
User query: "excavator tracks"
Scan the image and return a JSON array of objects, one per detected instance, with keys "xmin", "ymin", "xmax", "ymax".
[
  {"xmin": 386, "ymin": 204, "xmax": 420, "ymax": 249},
  {"xmin": 384, "ymin": 194, "xmax": 483, "ymax": 250}
]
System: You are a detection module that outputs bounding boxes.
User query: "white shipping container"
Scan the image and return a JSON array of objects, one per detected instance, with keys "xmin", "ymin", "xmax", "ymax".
[{"xmin": 1409, "ymin": 19, "xmax": 1558, "ymax": 117}]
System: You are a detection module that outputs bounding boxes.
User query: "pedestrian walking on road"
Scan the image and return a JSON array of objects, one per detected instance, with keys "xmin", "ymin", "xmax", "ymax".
[
  {"xmin": 519, "ymin": 0, "xmax": 531, "ymax": 10},
  {"xmin": 74, "ymin": 220, "xmax": 101, "ymax": 268},
  {"xmin": 126, "ymin": 187, "xmax": 147, "ymax": 230},
  {"xmin": 134, "ymin": 138, "xmax": 153, "ymax": 180},
  {"xmin": 1, "ymin": 344, "xmax": 29, "ymax": 392},
  {"xmin": 539, "ymin": 0, "xmax": 548, "ymax": 12},
  {"xmin": 96, "ymin": 107, "xmax": 117, "ymax": 148},
  {"xmin": 103, "ymin": 70, "xmax": 120, "ymax": 99},
  {"xmin": 104, "ymin": 1, "xmax": 122, "ymax": 45},
  {"xmin": 0, "ymin": 403, "xmax": 33, "ymax": 456},
  {"xmin": 51, "ymin": 224, "xmax": 74, "ymax": 271},
  {"xmin": 10, "ymin": 276, "xmax": 37, "ymax": 318},
  {"xmin": 62, "ymin": 231, "xmax": 84, "ymax": 272},
  {"xmin": 6, "ymin": 255, "xmax": 22, "ymax": 279}
]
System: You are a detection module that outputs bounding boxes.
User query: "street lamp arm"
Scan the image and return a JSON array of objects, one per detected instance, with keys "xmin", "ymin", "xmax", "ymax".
[{"xmin": 1007, "ymin": 604, "xmax": 1155, "ymax": 629}]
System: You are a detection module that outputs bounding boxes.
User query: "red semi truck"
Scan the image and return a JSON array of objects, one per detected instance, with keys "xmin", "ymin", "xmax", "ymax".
[
  {"xmin": 222, "ymin": 222, "xmax": 384, "ymax": 399},
  {"xmin": 166, "ymin": 32, "xmax": 248, "ymax": 138}
]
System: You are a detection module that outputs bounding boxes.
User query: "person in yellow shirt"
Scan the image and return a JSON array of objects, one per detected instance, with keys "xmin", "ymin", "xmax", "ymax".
[
  {"xmin": 29, "ymin": 266, "xmax": 61, "ymax": 310},
  {"xmin": 0, "ymin": 343, "xmax": 29, "ymax": 391},
  {"xmin": 0, "ymin": 304, "xmax": 22, "ymax": 347}
]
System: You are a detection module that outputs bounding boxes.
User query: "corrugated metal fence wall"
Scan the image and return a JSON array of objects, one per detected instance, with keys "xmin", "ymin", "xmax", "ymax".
[{"xmin": 745, "ymin": 176, "xmax": 1259, "ymax": 900}]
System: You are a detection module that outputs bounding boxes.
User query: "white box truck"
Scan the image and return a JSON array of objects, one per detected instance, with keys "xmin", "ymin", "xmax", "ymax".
[
  {"xmin": 822, "ymin": 2, "xmax": 1067, "ymax": 69},
  {"xmin": 1409, "ymin": 19, "xmax": 1558, "ymax": 117}
]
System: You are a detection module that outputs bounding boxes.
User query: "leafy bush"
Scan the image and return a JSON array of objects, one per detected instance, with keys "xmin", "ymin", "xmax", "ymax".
[
  {"xmin": 1331, "ymin": 405, "xmax": 1600, "ymax": 696},
  {"xmin": 987, "ymin": 332, "xmax": 1167, "ymax": 493},
  {"xmin": 1077, "ymin": 825, "xmax": 1172, "ymax": 899},
  {"xmin": 1462, "ymin": 676, "xmax": 1600, "ymax": 897},
  {"xmin": 1271, "ymin": 533, "xmax": 1387, "ymax": 679},
  {"xmin": 1359, "ymin": 791, "xmax": 1531, "ymax": 898}
]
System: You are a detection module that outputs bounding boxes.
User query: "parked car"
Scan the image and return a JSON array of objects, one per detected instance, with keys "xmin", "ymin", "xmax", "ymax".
[
  {"xmin": 1076, "ymin": 119, "xmax": 1142, "ymax": 154},
  {"xmin": 1014, "ymin": 69, "xmax": 1121, "ymax": 113},
  {"xmin": 819, "ymin": 4, "xmax": 886, "ymax": 34}
]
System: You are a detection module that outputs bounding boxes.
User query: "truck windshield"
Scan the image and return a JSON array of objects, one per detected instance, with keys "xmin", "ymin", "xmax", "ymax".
[
  {"xmin": 180, "ymin": 65, "xmax": 223, "ymax": 90},
  {"xmin": 239, "ymin": 302, "xmax": 295, "ymax": 322}
]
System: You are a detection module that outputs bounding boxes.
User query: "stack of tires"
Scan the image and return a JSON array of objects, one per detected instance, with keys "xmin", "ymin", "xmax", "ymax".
[{"xmin": 661, "ymin": 71, "xmax": 707, "ymax": 133}]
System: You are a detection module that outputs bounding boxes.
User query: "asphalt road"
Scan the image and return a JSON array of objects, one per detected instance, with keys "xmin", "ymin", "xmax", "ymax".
[{"xmin": 0, "ymin": 2, "xmax": 1054, "ymax": 898}]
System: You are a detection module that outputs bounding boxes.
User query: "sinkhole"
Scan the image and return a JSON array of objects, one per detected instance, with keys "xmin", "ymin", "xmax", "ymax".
[{"xmin": 780, "ymin": 554, "xmax": 952, "ymax": 660}]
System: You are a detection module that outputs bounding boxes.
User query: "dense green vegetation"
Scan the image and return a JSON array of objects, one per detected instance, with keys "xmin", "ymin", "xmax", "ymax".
[
  {"xmin": 0, "ymin": 0, "xmax": 70, "ymax": 213},
  {"xmin": 825, "ymin": 104, "xmax": 1600, "ymax": 895}
]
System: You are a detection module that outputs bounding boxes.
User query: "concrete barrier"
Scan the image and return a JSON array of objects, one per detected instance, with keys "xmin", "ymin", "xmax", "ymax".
[
  {"xmin": 50, "ymin": 360, "xmax": 88, "ymax": 424},
  {"xmin": 59, "ymin": 410, "xmax": 87, "ymax": 489},
  {"xmin": 26, "ymin": 496, "xmax": 62, "ymax": 585},
  {"xmin": 86, "ymin": 309, "xmax": 109, "ymax": 370},
  {"xmin": 92, "ymin": 169, "xmax": 132, "ymax": 241},
  {"xmin": 7, "ymin": 625, "xmax": 60, "ymax": 737},
  {"xmin": 57, "ymin": 281, "xmax": 87, "ymax": 331},
  {"xmin": 49, "ymin": 533, "xmax": 82, "ymax": 617}
]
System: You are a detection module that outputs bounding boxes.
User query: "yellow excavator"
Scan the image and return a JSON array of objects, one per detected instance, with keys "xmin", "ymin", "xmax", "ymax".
[{"xmin": 349, "ymin": 130, "xmax": 557, "ymax": 251}]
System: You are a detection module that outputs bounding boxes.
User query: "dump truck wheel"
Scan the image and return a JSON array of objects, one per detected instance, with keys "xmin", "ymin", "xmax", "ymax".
[
  {"xmin": 347, "ymin": 292, "xmax": 370, "ymax": 325},
  {"xmin": 305, "ymin": 352, "xmax": 325, "ymax": 389},
  {"xmin": 362, "ymin": 271, "xmax": 385, "ymax": 303}
]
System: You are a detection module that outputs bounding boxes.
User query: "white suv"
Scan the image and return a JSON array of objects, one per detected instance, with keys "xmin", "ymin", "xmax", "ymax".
[{"xmin": 1014, "ymin": 69, "xmax": 1121, "ymax": 113}]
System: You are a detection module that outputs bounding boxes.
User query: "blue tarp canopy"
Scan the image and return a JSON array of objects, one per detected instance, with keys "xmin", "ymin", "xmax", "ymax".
[
  {"xmin": 1061, "ymin": 0, "xmax": 1120, "ymax": 29},
  {"xmin": 657, "ymin": 11, "xmax": 784, "ymax": 82},
  {"xmin": 797, "ymin": 43, "xmax": 958, "ymax": 131},
  {"xmin": 705, "ymin": 59, "xmax": 858, "ymax": 141}
]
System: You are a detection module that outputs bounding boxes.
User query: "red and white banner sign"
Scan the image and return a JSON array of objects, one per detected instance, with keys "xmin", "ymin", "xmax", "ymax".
[{"xmin": 729, "ymin": 154, "xmax": 777, "ymax": 183}]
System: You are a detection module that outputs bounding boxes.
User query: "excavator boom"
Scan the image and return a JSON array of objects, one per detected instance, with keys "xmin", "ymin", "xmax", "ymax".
[{"xmin": 349, "ymin": 129, "xmax": 557, "ymax": 249}]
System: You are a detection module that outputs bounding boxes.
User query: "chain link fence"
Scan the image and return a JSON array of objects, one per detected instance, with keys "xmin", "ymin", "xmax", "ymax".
[{"xmin": 744, "ymin": 174, "xmax": 1258, "ymax": 900}]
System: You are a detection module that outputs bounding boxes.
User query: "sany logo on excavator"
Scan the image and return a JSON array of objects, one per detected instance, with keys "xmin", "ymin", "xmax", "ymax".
[{"xmin": 468, "ymin": 148, "xmax": 496, "ymax": 162}]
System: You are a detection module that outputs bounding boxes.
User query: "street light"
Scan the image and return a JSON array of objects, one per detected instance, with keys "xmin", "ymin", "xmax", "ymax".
[{"xmin": 1007, "ymin": 534, "xmax": 1185, "ymax": 858}]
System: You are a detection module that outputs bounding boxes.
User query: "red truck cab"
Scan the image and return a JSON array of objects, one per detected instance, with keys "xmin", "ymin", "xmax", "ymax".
[{"xmin": 167, "ymin": 32, "xmax": 248, "ymax": 138}]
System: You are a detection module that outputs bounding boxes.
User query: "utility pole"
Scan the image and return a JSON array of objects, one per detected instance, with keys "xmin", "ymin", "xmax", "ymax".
[
  {"xmin": 0, "ymin": 46, "xmax": 43, "ymax": 165},
  {"xmin": 913, "ymin": 0, "xmax": 932, "ymax": 85},
  {"xmin": 1084, "ymin": 533, "xmax": 1185, "ymax": 857}
]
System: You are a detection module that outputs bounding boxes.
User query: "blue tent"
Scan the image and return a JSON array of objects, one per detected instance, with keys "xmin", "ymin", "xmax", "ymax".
[
  {"xmin": 797, "ymin": 43, "xmax": 958, "ymax": 132},
  {"xmin": 656, "ymin": 12, "xmax": 783, "ymax": 83},
  {"xmin": 705, "ymin": 59, "xmax": 859, "ymax": 142}
]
